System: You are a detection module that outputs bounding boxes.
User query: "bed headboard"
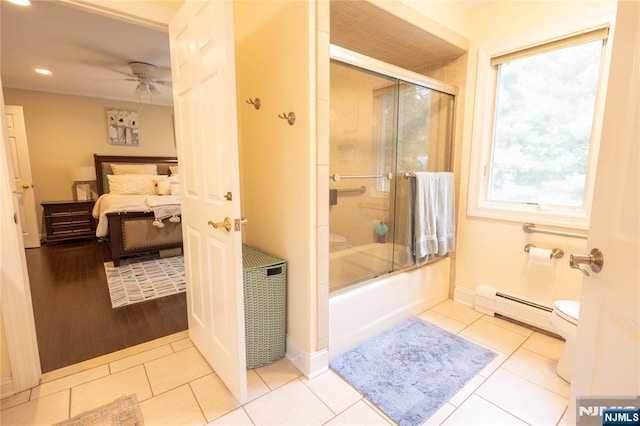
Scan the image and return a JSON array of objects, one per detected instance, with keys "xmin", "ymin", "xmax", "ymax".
[{"xmin": 94, "ymin": 154, "xmax": 178, "ymax": 195}]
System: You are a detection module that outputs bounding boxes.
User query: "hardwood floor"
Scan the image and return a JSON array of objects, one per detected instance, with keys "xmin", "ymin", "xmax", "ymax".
[{"xmin": 25, "ymin": 239, "xmax": 188, "ymax": 373}]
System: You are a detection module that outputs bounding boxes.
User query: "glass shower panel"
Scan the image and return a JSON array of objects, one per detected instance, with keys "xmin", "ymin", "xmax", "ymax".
[
  {"xmin": 393, "ymin": 83, "xmax": 455, "ymax": 269},
  {"xmin": 329, "ymin": 61, "xmax": 397, "ymax": 292}
]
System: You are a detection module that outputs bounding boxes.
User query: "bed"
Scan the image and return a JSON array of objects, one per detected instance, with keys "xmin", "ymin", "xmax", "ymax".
[{"xmin": 93, "ymin": 154, "xmax": 183, "ymax": 266}]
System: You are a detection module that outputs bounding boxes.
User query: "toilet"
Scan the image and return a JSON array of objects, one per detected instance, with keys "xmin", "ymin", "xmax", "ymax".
[
  {"xmin": 329, "ymin": 233, "xmax": 348, "ymax": 252},
  {"xmin": 550, "ymin": 300, "xmax": 580, "ymax": 382}
]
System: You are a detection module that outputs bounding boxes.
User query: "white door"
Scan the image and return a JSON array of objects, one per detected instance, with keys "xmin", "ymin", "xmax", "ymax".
[
  {"xmin": 568, "ymin": 1, "xmax": 640, "ymax": 423},
  {"xmin": 169, "ymin": 1, "xmax": 247, "ymax": 403},
  {"xmin": 5, "ymin": 105, "xmax": 40, "ymax": 248}
]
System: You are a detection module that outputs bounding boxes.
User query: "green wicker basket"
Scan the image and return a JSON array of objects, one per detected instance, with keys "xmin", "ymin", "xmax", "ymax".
[{"xmin": 242, "ymin": 244, "xmax": 287, "ymax": 369}]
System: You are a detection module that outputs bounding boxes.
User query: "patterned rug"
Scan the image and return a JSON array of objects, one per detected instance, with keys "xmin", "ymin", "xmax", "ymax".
[
  {"xmin": 330, "ymin": 317, "xmax": 497, "ymax": 426},
  {"xmin": 104, "ymin": 255, "xmax": 185, "ymax": 308},
  {"xmin": 54, "ymin": 394, "xmax": 144, "ymax": 425}
]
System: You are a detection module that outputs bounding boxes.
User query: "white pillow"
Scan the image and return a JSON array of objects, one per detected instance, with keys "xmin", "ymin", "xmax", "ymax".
[
  {"xmin": 107, "ymin": 174, "xmax": 157, "ymax": 195},
  {"xmin": 111, "ymin": 163, "xmax": 158, "ymax": 175},
  {"xmin": 169, "ymin": 165, "xmax": 179, "ymax": 175},
  {"xmin": 169, "ymin": 174, "xmax": 180, "ymax": 183},
  {"xmin": 154, "ymin": 176, "xmax": 171, "ymax": 195}
]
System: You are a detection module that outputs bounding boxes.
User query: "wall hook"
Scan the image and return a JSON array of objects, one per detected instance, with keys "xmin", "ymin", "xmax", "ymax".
[
  {"xmin": 278, "ymin": 112, "xmax": 296, "ymax": 126},
  {"xmin": 245, "ymin": 98, "xmax": 261, "ymax": 110}
]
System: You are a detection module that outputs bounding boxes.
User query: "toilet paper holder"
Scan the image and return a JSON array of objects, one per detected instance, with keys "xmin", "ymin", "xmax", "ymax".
[{"xmin": 524, "ymin": 243, "xmax": 564, "ymax": 259}]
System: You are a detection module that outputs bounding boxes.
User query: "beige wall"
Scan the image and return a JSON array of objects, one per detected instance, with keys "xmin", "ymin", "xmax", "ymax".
[
  {"xmin": 453, "ymin": 1, "xmax": 615, "ymax": 306},
  {"xmin": 234, "ymin": 1, "xmax": 316, "ymax": 352},
  {"xmin": 3, "ymin": 88, "xmax": 176, "ymax": 235}
]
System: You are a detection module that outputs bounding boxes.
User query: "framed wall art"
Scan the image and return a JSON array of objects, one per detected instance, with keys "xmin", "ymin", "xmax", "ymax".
[{"xmin": 107, "ymin": 109, "xmax": 139, "ymax": 145}]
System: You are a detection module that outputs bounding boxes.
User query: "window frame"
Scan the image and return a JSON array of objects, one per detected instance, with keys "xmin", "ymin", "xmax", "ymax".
[{"xmin": 467, "ymin": 14, "xmax": 615, "ymax": 230}]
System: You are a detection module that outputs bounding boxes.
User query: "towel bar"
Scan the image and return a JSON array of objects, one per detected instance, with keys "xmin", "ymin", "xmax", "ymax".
[{"xmin": 523, "ymin": 223, "xmax": 588, "ymax": 240}]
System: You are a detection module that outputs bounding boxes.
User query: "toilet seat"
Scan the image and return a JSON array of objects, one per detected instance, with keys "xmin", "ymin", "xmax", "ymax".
[{"xmin": 553, "ymin": 300, "xmax": 579, "ymax": 326}]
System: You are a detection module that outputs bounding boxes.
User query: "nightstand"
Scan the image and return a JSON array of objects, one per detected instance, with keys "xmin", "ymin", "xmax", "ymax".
[{"xmin": 41, "ymin": 200, "xmax": 96, "ymax": 244}]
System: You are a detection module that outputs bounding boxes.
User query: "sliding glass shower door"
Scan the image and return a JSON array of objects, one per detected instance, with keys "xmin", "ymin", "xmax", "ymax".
[{"xmin": 329, "ymin": 59, "xmax": 455, "ymax": 292}]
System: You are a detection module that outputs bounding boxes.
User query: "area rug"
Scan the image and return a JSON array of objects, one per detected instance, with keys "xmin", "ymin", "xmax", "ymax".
[
  {"xmin": 54, "ymin": 394, "xmax": 144, "ymax": 426},
  {"xmin": 329, "ymin": 317, "xmax": 497, "ymax": 426},
  {"xmin": 104, "ymin": 255, "xmax": 185, "ymax": 308}
]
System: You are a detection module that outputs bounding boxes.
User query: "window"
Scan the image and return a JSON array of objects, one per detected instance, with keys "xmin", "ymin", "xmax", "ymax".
[{"xmin": 468, "ymin": 26, "xmax": 610, "ymax": 228}]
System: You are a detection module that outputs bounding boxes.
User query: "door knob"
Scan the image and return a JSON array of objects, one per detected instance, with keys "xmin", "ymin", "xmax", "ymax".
[
  {"xmin": 22, "ymin": 183, "xmax": 30, "ymax": 189},
  {"xmin": 208, "ymin": 217, "xmax": 232, "ymax": 232},
  {"xmin": 569, "ymin": 248, "xmax": 603, "ymax": 276}
]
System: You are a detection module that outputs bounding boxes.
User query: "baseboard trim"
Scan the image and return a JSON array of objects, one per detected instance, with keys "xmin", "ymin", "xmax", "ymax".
[
  {"xmin": 285, "ymin": 336, "xmax": 328, "ymax": 379},
  {"xmin": 453, "ymin": 286, "xmax": 475, "ymax": 307}
]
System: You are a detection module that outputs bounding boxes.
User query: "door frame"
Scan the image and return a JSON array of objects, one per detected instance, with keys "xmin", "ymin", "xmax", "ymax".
[{"xmin": 0, "ymin": 1, "xmax": 175, "ymax": 395}]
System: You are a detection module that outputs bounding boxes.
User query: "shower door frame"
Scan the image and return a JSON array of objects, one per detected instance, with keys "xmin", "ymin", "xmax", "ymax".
[
  {"xmin": 330, "ymin": 45, "xmax": 458, "ymax": 98},
  {"xmin": 329, "ymin": 45, "xmax": 458, "ymax": 291}
]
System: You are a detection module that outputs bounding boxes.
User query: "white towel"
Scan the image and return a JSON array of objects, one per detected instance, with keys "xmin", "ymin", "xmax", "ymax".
[
  {"xmin": 412, "ymin": 172, "xmax": 456, "ymax": 265},
  {"xmin": 413, "ymin": 172, "xmax": 439, "ymax": 265},
  {"xmin": 435, "ymin": 172, "xmax": 455, "ymax": 256}
]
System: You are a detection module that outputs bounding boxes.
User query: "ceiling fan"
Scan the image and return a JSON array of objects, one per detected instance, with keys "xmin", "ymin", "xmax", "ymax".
[{"xmin": 125, "ymin": 61, "xmax": 171, "ymax": 96}]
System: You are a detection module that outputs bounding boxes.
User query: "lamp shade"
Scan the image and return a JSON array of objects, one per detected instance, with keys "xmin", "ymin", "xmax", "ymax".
[{"xmin": 68, "ymin": 166, "xmax": 97, "ymax": 182}]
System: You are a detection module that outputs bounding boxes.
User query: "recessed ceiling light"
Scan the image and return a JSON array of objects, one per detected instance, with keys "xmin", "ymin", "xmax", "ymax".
[
  {"xmin": 35, "ymin": 69, "xmax": 52, "ymax": 75},
  {"xmin": 8, "ymin": 0, "xmax": 31, "ymax": 6}
]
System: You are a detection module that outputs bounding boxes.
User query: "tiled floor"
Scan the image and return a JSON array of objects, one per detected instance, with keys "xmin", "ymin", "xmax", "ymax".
[{"xmin": 1, "ymin": 300, "xmax": 569, "ymax": 425}]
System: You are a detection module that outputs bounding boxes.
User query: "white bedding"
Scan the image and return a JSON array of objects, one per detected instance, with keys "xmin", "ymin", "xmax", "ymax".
[{"xmin": 92, "ymin": 194, "xmax": 181, "ymax": 237}]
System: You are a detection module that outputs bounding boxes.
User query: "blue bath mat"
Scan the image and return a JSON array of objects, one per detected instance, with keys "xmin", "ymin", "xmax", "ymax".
[{"xmin": 329, "ymin": 317, "xmax": 497, "ymax": 426}]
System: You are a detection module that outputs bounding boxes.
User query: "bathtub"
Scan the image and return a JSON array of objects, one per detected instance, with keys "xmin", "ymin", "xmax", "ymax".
[
  {"xmin": 329, "ymin": 242, "xmax": 402, "ymax": 292},
  {"xmin": 329, "ymin": 250, "xmax": 450, "ymax": 357}
]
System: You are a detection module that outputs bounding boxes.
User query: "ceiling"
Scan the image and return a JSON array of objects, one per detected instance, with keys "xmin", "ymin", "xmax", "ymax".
[{"xmin": 1, "ymin": 1, "xmax": 175, "ymax": 107}]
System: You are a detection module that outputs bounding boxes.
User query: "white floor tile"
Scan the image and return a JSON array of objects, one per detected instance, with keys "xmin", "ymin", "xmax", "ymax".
[
  {"xmin": 171, "ymin": 337, "xmax": 195, "ymax": 352},
  {"xmin": 430, "ymin": 300, "xmax": 483, "ymax": 325},
  {"xmin": 145, "ymin": 346, "xmax": 212, "ymax": 395},
  {"xmin": 190, "ymin": 373, "xmax": 240, "ymax": 422},
  {"xmin": 448, "ymin": 374, "xmax": 486, "ymax": 407},
  {"xmin": 254, "ymin": 358, "xmax": 302, "ymax": 390},
  {"xmin": 480, "ymin": 316, "xmax": 534, "ymax": 337},
  {"xmin": 476, "ymin": 369, "xmax": 567, "ymax": 425},
  {"xmin": 459, "ymin": 320, "xmax": 528, "ymax": 354},
  {"xmin": 422, "ymin": 402, "xmax": 455, "ymax": 425},
  {"xmin": 523, "ymin": 332, "xmax": 565, "ymax": 361},
  {"xmin": 139, "ymin": 384, "xmax": 206, "ymax": 426},
  {"xmin": 0, "ymin": 390, "xmax": 69, "ymax": 426},
  {"xmin": 246, "ymin": 369, "xmax": 270, "ymax": 402},
  {"xmin": 418, "ymin": 311, "xmax": 467, "ymax": 334},
  {"xmin": 244, "ymin": 379, "xmax": 333, "ymax": 426},
  {"xmin": 207, "ymin": 408, "xmax": 253, "ymax": 425},
  {"xmin": 69, "ymin": 365, "xmax": 152, "ymax": 417},
  {"xmin": 324, "ymin": 400, "xmax": 391, "ymax": 425},
  {"xmin": 30, "ymin": 364, "xmax": 110, "ymax": 400},
  {"xmin": 502, "ymin": 348, "xmax": 570, "ymax": 397},
  {"xmin": 109, "ymin": 344, "xmax": 173, "ymax": 374},
  {"xmin": 442, "ymin": 395, "xmax": 527, "ymax": 425},
  {"xmin": 477, "ymin": 351, "xmax": 508, "ymax": 378},
  {"xmin": 303, "ymin": 370, "xmax": 362, "ymax": 414},
  {"xmin": 4, "ymin": 300, "xmax": 573, "ymax": 426}
]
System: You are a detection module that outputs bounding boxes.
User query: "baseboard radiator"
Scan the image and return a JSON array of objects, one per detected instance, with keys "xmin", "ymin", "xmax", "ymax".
[{"xmin": 474, "ymin": 284, "xmax": 555, "ymax": 334}]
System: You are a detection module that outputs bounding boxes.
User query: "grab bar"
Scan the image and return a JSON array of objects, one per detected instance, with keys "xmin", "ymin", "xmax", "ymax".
[
  {"xmin": 331, "ymin": 173, "xmax": 393, "ymax": 182},
  {"xmin": 337, "ymin": 185, "xmax": 366, "ymax": 194},
  {"xmin": 523, "ymin": 223, "xmax": 588, "ymax": 240}
]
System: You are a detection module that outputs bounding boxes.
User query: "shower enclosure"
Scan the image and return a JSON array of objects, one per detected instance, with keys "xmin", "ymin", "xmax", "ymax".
[{"xmin": 329, "ymin": 47, "xmax": 456, "ymax": 292}]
